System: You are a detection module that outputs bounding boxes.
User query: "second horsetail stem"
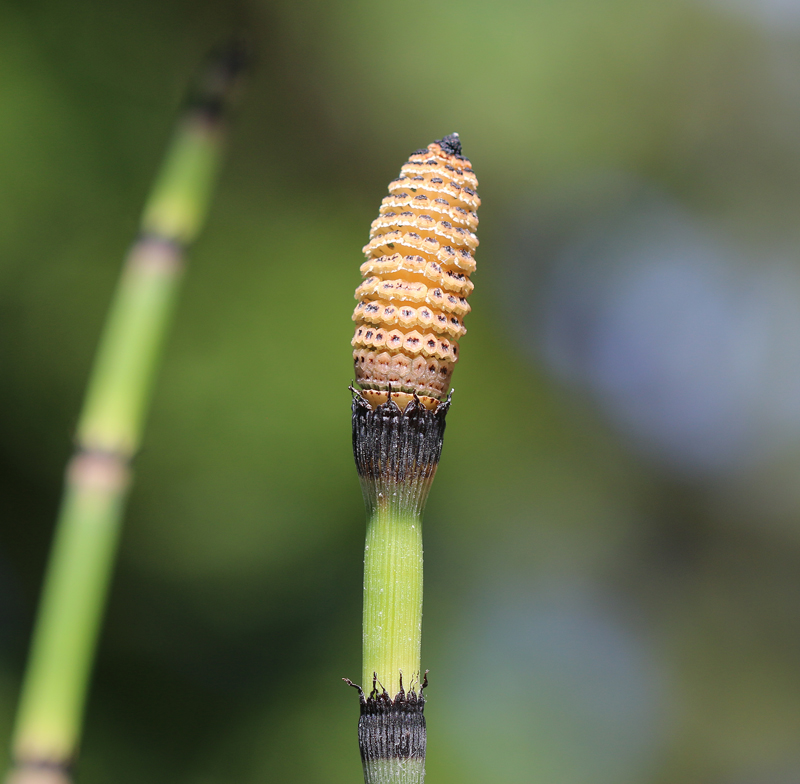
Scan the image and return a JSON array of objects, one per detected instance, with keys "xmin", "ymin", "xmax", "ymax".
[
  {"xmin": 7, "ymin": 42, "xmax": 246, "ymax": 784},
  {"xmin": 347, "ymin": 134, "xmax": 480, "ymax": 784}
]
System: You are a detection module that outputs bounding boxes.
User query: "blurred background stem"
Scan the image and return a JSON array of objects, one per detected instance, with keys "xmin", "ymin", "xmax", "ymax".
[{"xmin": 6, "ymin": 42, "xmax": 245, "ymax": 784}]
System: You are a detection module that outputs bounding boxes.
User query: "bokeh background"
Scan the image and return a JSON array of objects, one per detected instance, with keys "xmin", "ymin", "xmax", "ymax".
[{"xmin": 3, "ymin": 1, "xmax": 800, "ymax": 782}]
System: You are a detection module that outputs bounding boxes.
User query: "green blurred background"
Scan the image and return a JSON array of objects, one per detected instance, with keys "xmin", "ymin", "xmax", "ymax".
[{"xmin": 4, "ymin": 1, "xmax": 800, "ymax": 782}]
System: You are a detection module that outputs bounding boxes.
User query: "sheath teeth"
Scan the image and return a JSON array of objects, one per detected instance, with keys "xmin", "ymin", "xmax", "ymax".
[{"xmin": 352, "ymin": 135, "xmax": 479, "ymax": 400}]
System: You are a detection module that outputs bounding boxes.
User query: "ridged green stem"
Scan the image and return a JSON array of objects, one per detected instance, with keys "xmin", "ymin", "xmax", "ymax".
[{"xmin": 362, "ymin": 502, "xmax": 424, "ymax": 699}]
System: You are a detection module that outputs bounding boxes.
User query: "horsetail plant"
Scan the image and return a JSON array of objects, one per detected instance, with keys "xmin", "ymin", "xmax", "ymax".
[
  {"xmin": 6, "ymin": 43, "xmax": 246, "ymax": 784},
  {"xmin": 346, "ymin": 134, "xmax": 480, "ymax": 784}
]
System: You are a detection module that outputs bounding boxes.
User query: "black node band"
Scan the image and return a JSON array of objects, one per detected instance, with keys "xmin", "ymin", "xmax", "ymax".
[
  {"xmin": 358, "ymin": 689, "xmax": 427, "ymax": 763},
  {"xmin": 351, "ymin": 391, "xmax": 449, "ymax": 484}
]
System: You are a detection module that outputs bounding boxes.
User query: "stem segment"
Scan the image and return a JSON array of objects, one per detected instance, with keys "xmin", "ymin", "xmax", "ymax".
[
  {"xmin": 362, "ymin": 503, "xmax": 423, "ymax": 699},
  {"xmin": 7, "ymin": 42, "xmax": 246, "ymax": 784},
  {"xmin": 350, "ymin": 391, "xmax": 449, "ymax": 784}
]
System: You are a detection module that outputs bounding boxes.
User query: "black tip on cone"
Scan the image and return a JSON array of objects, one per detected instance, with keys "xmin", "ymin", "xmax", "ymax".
[{"xmin": 435, "ymin": 132, "xmax": 462, "ymax": 157}]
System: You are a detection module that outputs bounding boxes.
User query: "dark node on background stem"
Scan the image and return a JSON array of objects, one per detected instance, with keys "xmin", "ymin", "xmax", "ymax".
[
  {"xmin": 133, "ymin": 231, "xmax": 186, "ymax": 257},
  {"xmin": 351, "ymin": 388, "xmax": 450, "ymax": 485},
  {"xmin": 8, "ymin": 756, "xmax": 73, "ymax": 784},
  {"xmin": 185, "ymin": 37, "xmax": 250, "ymax": 122}
]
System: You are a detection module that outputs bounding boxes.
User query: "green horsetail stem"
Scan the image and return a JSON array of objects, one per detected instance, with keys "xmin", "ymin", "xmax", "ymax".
[
  {"xmin": 349, "ymin": 394, "xmax": 448, "ymax": 784},
  {"xmin": 7, "ymin": 42, "xmax": 246, "ymax": 784},
  {"xmin": 355, "ymin": 398, "xmax": 444, "ymax": 701}
]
